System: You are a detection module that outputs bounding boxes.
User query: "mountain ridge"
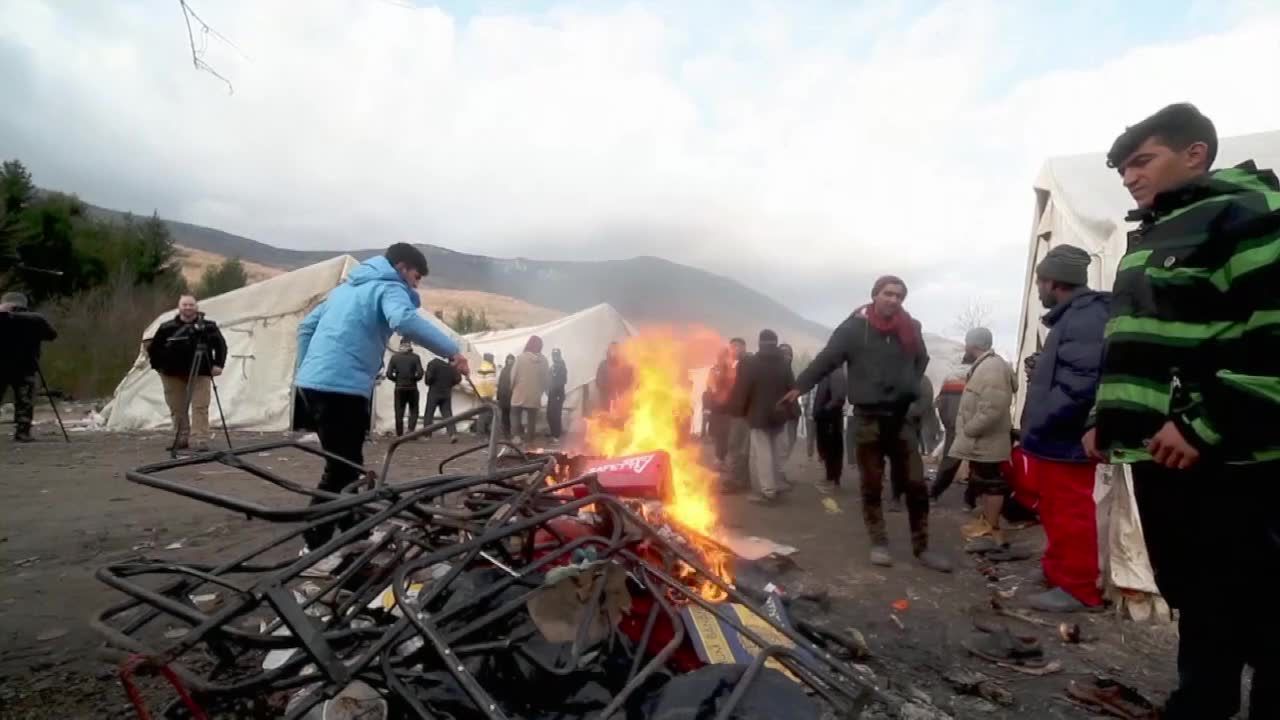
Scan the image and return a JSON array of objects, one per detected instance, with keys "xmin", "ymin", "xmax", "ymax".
[{"xmin": 80, "ymin": 201, "xmax": 838, "ymax": 351}]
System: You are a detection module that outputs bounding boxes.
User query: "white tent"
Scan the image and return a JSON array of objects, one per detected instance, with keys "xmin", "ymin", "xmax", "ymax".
[
  {"xmin": 1014, "ymin": 131, "xmax": 1280, "ymax": 610},
  {"xmin": 105, "ymin": 255, "xmax": 478, "ymax": 433},
  {"xmin": 466, "ymin": 304, "xmax": 637, "ymax": 427}
]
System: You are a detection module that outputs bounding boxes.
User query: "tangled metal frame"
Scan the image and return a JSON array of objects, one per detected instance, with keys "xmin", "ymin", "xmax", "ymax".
[{"xmin": 93, "ymin": 403, "xmax": 924, "ymax": 719}]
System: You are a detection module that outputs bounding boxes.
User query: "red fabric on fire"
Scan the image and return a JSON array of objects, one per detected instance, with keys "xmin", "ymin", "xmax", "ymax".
[{"xmin": 1031, "ymin": 454, "xmax": 1103, "ymax": 607}]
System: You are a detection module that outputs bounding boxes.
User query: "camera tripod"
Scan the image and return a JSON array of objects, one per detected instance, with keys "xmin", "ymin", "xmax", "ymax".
[{"xmin": 170, "ymin": 339, "xmax": 233, "ymax": 459}]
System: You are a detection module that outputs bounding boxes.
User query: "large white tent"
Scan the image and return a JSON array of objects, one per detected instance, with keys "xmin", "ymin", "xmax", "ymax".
[
  {"xmin": 1014, "ymin": 131, "xmax": 1280, "ymax": 612},
  {"xmin": 104, "ymin": 255, "xmax": 479, "ymax": 434},
  {"xmin": 465, "ymin": 304, "xmax": 637, "ymax": 429}
]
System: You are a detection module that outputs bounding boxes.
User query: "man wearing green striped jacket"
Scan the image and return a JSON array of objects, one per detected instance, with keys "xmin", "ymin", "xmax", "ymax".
[{"xmin": 1082, "ymin": 103, "xmax": 1278, "ymax": 720}]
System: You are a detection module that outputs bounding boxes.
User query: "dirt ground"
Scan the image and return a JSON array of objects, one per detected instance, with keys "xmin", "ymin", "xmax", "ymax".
[{"xmin": 0, "ymin": 423, "xmax": 1181, "ymax": 719}]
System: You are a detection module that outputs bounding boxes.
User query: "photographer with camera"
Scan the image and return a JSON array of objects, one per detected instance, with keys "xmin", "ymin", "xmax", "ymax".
[
  {"xmin": 147, "ymin": 294, "xmax": 227, "ymax": 451},
  {"xmin": 1, "ymin": 291, "xmax": 58, "ymax": 442}
]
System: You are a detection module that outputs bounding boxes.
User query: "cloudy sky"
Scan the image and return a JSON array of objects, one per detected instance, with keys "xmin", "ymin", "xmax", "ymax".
[{"xmin": 3, "ymin": 0, "xmax": 1279, "ymax": 348}]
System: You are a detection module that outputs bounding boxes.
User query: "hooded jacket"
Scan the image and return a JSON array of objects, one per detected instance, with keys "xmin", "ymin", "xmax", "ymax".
[
  {"xmin": 795, "ymin": 308, "xmax": 929, "ymax": 414},
  {"xmin": 512, "ymin": 348, "xmax": 551, "ymax": 409},
  {"xmin": 1021, "ymin": 288, "xmax": 1110, "ymax": 462},
  {"xmin": 1094, "ymin": 162, "xmax": 1280, "ymax": 465},
  {"xmin": 295, "ymin": 255, "xmax": 459, "ymax": 399}
]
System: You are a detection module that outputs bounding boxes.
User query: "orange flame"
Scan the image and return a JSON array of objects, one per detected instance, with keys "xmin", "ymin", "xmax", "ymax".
[{"xmin": 584, "ymin": 327, "xmax": 723, "ymax": 536}]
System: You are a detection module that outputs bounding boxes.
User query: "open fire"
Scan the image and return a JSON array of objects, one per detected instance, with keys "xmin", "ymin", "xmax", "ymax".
[{"xmin": 582, "ymin": 328, "xmax": 731, "ymax": 600}]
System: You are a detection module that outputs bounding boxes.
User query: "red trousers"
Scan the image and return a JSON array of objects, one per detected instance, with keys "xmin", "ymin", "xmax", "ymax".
[{"xmin": 1028, "ymin": 453, "xmax": 1102, "ymax": 606}]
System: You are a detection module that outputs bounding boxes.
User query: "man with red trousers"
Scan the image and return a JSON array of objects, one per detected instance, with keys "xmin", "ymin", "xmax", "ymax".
[{"xmin": 1020, "ymin": 244, "xmax": 1110, "ymax": 612}]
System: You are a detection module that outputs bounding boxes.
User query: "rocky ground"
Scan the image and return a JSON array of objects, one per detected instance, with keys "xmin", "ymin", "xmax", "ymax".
[{"xmin": 0, "ymin": 424, "xmax": 1181, "ymax": 719}]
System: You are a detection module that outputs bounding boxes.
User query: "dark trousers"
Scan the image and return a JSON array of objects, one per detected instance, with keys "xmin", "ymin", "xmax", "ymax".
[
  {"xmin": 298, "ymin": 389, "xmax": 369, "ymax": 550},
  {"xmin": 392, "ymin": 387, "xmax": 419, "ymax": 436},
  {"xmin": 1132, "ymin": 461, "xmax": 1280, "ymax": 719},
  {"xmin": 424, "ymin": 392, "xmax": 455, "ymax": 437},
  {"xmin": 499, "ymin": 400, "xmax": 512, "ymax": 438},
  {"xmin": 2, "ymin": 373, "xmax": 36, "ymax": 436},
  {"xmin": 547, "ymin": 389, "xmax": 565, "ymax": 438},
  {"xmin": 853, "ymin": 411, "xmax": 929, "ymax": 553},
  {"xmin": 814, "ymin": 414, "xmax": 843, "ymax": 484},
  {"xmin": 710, "ymin": 412, "xmax": 730, "ymax": 462},
  {"xmin": 929, "ymin": 427, "xmax": 960, "ymax": 499}
]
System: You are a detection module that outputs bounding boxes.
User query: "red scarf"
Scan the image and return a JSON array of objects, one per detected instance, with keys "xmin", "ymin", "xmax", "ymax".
[{"xmin": 859, "ymin": 304, "xmax": 920, "ymax": 356}]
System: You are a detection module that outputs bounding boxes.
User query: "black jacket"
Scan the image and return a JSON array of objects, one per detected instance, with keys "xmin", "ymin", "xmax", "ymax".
[
  {"xmin": 147, "ymin": 314, "xmax": 228, "ymax": 378},
  {"xmin": 0, "ymin": 309, "xmax": 57, "ymax": 377},
  {"xmin": 812, "ymin": 367, "xmax": 847, "ymax": 420},
  {"xmin": 424, "ymin": 357, "xmax": 461, "ymax": 396},
  {"xmin": 728, "ymin": 345, "xmax": 796, "ymax": 430},
  {"xmin": 386, "ymin": 350, "xmax": 424, "ymax": 390},
  {"xmin": 796, "ymin": 310, "xmax": 929, "ymax": 415},
  {"xmin": 497, "ymin": 363, "xmax": 513, "ymax": 406},
  {"xmin": 550, "ymin": 358, "xmax": 568, "ymax": 400}
]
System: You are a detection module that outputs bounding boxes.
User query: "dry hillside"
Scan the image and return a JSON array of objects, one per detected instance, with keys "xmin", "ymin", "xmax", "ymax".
[
  {"xmin": 176, "ymin": 245, "xmax": 282, "ymax": 287},
  {"xmin": 174, "ymin": 245, "xmax": 563, "ymax": 329}
]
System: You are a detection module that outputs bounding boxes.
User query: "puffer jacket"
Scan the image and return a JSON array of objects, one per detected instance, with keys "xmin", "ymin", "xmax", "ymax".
[
  {"xmin": 1021, "ymin": 289, "xmax": 1110, "ymax": 462},
  {"xmin": 949, "ymin": 351, "xmax": 1016, "ymax": 463}
]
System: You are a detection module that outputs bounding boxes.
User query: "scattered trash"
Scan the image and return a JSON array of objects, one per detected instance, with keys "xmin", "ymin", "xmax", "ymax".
[
  {"xmin": 1065, "ymin": 677, "xmax": 1157, "ymax": 719},
  {"xmin": 13, "ymin": 555, "xmax": 40, "ymax": 567},
  {"xmin": 164, "ymin": 627, "xmax": 189, "ymax": 639},
  {"xmin": 821, "ymin": 497, "xmax": 843, "ymax": 515},
  {"xmin": 942, "ymin": 667, "xmax": 1014, "ymax": 707},
  {"xmin": 162, "ymin": 540, "xmax": 185, "ymax": 550},
  {"xmin": 36, "ymin": 627, "xmax": 68, "ymax": 641},
  {"xmin": 963, "ymin": 627, "xmax": 1048, "ymax": 668},
  {"xmin": 892, "ymin": 598, "xmax": 910, "ymax": 612},
  {"xmin": 189, "ymin": 592, "xmax": 222, "ymax": 613},
  {"xmin": 998, "ymin": 659, "xmax": 1062, "ymax": 676},
  {"xmin": 890, "ymin": 614, "xmax": 906, "ymax": 631},
  {"xmin": 1058, "ymin": 622, "xmax": 1084, "ymax": 644},
  {"xmin": 131, "ymin": 541, "xmax": 155, "ymax": 551}
]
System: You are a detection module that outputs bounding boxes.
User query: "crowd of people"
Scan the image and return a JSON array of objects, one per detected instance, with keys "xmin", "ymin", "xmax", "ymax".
[
  {"xmin": 699, "ymin": 103, "xmax": 1279, "ymax": 718},
  {"xmin": 3, "ymin": 101, "xmax": 1276, "ymax": 719}
]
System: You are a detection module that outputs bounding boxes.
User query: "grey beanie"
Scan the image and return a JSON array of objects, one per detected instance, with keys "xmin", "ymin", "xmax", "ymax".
[
  {"xmin": 2, "ymin": 291, "xmax": 29, "ymax": 308},
  {"xmin": 1036, "ymin": 245, "xmax": 1091, "ymax": 286},
  {"xmin": 964, "ymin": 327, "xmax": 994, "ymax": 351}
]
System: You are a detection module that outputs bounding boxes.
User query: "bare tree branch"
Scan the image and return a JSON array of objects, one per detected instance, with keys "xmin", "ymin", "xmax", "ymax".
[
  {"xmin": 951, "ymin": 299, "xmax": 993, "ymax": 337},
  {"xmin": 178, "ymin": 0, "xmax": 244, "ymax": 94}
]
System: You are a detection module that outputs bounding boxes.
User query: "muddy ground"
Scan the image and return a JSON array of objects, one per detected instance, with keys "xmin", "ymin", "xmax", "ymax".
[{"xmin": 0, "ymin": 422, "xmax": 1180, "ymax": 719}]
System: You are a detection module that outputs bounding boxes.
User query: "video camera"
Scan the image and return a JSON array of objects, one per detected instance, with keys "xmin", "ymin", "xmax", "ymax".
[{"xmin": 167, "ymin": 312, "xmax": 214, "ymax": 347}]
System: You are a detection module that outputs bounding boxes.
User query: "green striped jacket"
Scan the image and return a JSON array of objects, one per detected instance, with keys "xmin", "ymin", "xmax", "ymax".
[{"xmin": 1095, "ymin": 161, "xmax": 1280, "ymax": 465}]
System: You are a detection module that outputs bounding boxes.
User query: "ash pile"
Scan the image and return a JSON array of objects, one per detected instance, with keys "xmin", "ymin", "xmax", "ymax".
[{"xmin": 93, "ymin": 409, "xmax": 950, "ymax": 719}]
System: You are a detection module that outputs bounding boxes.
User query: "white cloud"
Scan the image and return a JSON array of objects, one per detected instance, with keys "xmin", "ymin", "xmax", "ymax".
[{"xmin": 2, "ymin": 0, "xmax": 1278, "ymax": 351}]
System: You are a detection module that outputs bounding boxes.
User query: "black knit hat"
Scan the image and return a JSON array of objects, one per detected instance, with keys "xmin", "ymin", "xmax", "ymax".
[{"xmin": 1036, "ymin": 245, "xmax": 1091, "ymax": 286}]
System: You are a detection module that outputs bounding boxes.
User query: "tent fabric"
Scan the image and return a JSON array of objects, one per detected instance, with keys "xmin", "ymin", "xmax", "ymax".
[
  {"xmin": 104, "ymin": 255, "xmax": 478, "ymax": 433},
  {"xmin": 1013, "ymin": 130, "xmax": 1280, "ymax": 601},
  {"xmin": 465, "ymin": 304, "xmax": 637, "ymax": 428}
]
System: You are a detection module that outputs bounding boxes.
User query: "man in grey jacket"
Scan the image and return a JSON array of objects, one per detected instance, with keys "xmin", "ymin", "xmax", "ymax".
[{"xmin": 948, "ymin": 328, "xmax": 1016, "ymax": 545}]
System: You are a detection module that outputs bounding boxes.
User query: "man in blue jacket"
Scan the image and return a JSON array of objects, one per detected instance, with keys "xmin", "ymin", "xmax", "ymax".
[
  {"xmin": 295, "ymin": 243, "xmax": 468, "ymax": 550},
  {"xmin": 1019, "ymin": 244, "xmax": 1109, "ymax": 612}
]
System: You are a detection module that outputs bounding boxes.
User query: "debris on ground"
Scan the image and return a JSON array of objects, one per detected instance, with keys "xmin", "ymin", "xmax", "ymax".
[
  {"xmin": 92, "ymin": 420, "xmax": 951, "ymax": 719},
  {"xmin": 1065, "ymin": 677, "xmax": 1158, "ymax": 719},
  {"xmin": 941, "ymin": 667, "xmax": 1014, "ymax": 707}
]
